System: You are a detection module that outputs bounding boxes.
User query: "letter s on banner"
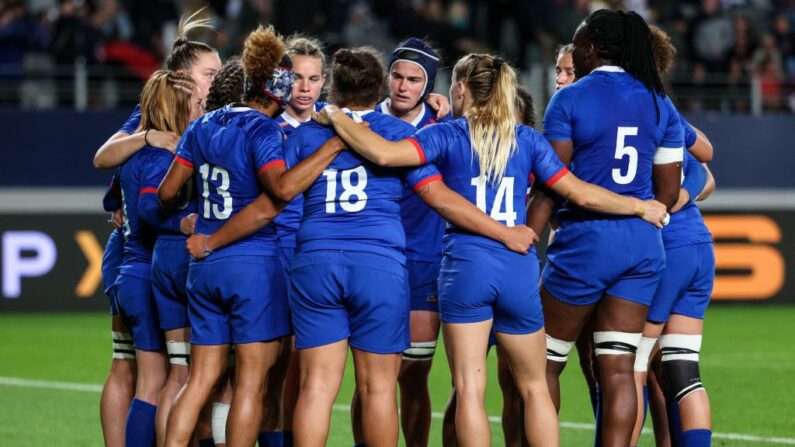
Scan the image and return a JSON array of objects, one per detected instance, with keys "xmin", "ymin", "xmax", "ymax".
[
  {"xmin": 2, "ymin": 231, "xmax": 57, "ymax": 298},
  {"xmin": 704, "ymin": 215, "xmax": 785, "ymax": 300}
]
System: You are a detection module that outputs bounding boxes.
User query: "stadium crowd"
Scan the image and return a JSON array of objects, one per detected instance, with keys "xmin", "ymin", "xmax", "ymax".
[{"xmin": 1, "ymin": 0, "xmax": 795, "ymax": 112}]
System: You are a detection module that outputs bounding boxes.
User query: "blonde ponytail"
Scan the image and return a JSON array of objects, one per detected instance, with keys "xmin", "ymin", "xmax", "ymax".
[{"xmin": 453, "ymin": 54, "xmax": 517, "ymax": 184}]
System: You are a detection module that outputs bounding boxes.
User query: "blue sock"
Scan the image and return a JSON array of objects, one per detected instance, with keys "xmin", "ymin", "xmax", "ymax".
[
  {"xmin": 641, "ymin": 385, "xmax": 649, "ymax": 428},
  {"xmin": 667, "ymin": 397, "xmax": 683, "ymax": 447},
  {"xmin": 588, "ymin": 387, "xmax": 599, "ymax": 417},
  {"xmin": 283, "ymin": 431, "xmax": 294, "ymax": 447},
  {"xmin": 125, "ymin": 398, "xmax": 157, "ymax": 447},
  {"xmin": 682, "ymin": 429, "xmax": 711, "ymax": 447},
  {"xmin": 593, "ymin": 388, "xmax": 602, "ymax": 447},
  {"xmin": 258, "ymin": 431, "xmax": 283, "ymax": 447},
  {"xmin": 198, "ymin": 438, "xmax": 215, "ymax": 447}
]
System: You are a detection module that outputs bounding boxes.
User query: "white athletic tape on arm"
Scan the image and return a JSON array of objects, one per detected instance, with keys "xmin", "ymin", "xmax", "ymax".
[
  {"xmin": 402, "ymin": 340, "xmax": 437, "ymax": 361},
  {"xmin": 633, "ymin": 337, "xmax": 658, "ymax": 372},
  {"xmin": 212, "ymin": 402, "xmax": 230, "ymax": 445},
  {"xmin": 111, "ymin": 331, "xmax": 135, "ymax": 360},
  {"xmin": 654, "ymin": 146, "xmax": 684, "ymax": 165},
  {"xmin": 546, "ymin": 335, "xmax": 575, "ymax": 362},
  {"xmin": 659, "ymin": 334, "xmax": 702, "ymax": 362},
  {"xmin": 166, "ymin": 341, "xmax": 190, "ymax": 366},
  {"xmin": 593, "ymin": 331, "xmax": 642, "ymax": 356}
]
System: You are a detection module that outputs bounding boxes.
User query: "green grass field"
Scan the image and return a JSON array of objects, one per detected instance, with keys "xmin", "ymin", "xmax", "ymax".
[{"xmin": 1, "ymin": 305, "xmax": 793, "ymax": 446}]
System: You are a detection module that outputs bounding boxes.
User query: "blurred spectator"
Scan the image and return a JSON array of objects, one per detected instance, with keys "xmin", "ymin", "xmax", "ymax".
[{"xmin": 690, "ymin": 0, "xmax": 734, "ymax": 71}]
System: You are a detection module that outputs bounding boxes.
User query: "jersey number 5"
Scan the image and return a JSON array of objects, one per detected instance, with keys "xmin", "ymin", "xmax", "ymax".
[
  {"xmin": 323, "ymin": 166, "xmax": 368, "ymax": 213},
  {"xmin": 471, "ymin": 176, "xmax": 517, "ymax": 226},
  {"xmin": 613, "ymin": 126, "xmax": 639, "ymax": 185},
  {"xmin": 199, "ymin": 163, "xmax": 233, "ymax": 219}
]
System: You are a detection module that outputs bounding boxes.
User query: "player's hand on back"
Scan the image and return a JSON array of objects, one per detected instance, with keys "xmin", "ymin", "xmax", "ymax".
[
  {"xmin": 186, "ymin": 233, "xmax": 210, "ymax": 259},
  {"xmin": 502, "ymin": 225, "xmax": 538, "ymax": 254},
  {"xmin": 313, "ymin": 105, "xmax": 341, "ymax": 126},
  {"xmin": 639, "ymin": 199, "xmax": 668, "ymax": 228},
  {"xmin": 426, "ymin": 93, "xmax": 450, "ymax": 119},
  {"xmin": 180, "ymin": 213, "xmax": 197, "ymax": 236},
  {"xmin": 111, "ymin": 209, "xmax": 123, "ymax": 230},
  {"xmin": 148, "ymin": 130, "xmax": 180, "ymax": 153}
]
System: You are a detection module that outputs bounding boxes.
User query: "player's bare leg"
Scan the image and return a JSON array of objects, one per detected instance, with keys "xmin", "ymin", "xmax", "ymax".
[
  {"xmin": 662, "ymin": 315, "xmax": 711, "ymax": 434},
  {"xmin": 592, "ymin": 295, "xmax": 648, "ymax": 447},
  {"xmin": 443, "ymin": 320, "xmax": 492, "ymax": 447},
  {"xmin": 631, "ymin": 321, "xmax": 664, "ymax": 446},
  {"xmin": 165, "ymin": 344, "xmax": 228, "ymax": 447},
  {"xmin": 157, "ymin": 326, "xmax": 190, "ymax": 447},
  {"xmin": 540, "ymin": 287, "xmax": 597, "ymax": 412},
  {"xmin": 293, "ymin": 340, "xmax": 348, "ymax": 446},
  {"xmin": 282, "ymin": 337, "xmax": 300, "ymax": 443},
  {"xmin": 647, "ymin": 349, "xmax": 671, "ymax": 447},
  {"xmin": 496, "ymin": 329, "xmax": 559, "ymax": 447},
  {"xmin": 100, "ymin": 315, "xmax": 137, "ymax": 447},
  {"xmin": 259, "ymin": 336, "xmax": 291, "ymax": 444},
  {"xmin": 227, "ymin": 341, "xmax": 280, "ymax": 447},
  {"xmin": 399, "ymin": 310, "xmax": 440, "ymax": 446},
  {"xmin": 496, "ymin": 345, "xmax": 526, "ymax": 447},
  {"xmin": 351, "ymin": 348, "xmax": 402, "ymax": 447},
  {"xmin": 442, "ymin": 383, "xmax": 458, "ymax": 447}
]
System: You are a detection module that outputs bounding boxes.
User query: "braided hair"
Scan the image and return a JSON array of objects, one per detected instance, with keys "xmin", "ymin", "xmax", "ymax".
[
  {"xmin": 205, "ymin": 56, "xmax": 244, "ymax": 112},
  {"xmin": 583, "ymin": 9, "xmax": 665, "ymax": 97}
]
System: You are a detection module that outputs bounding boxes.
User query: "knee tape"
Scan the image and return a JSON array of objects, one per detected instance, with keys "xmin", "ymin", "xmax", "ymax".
[
  {"xmin": 402, "ymin": 340, "xmax": 437, "ymax": 361},
  {"xmin": 593, "ymin": 331, "xmax": 641, "ymax": 356},
  {"xmin": 633, "ymin": 337, "xmax": 658, "ymax": 372},
  {"xmin": 112, "ymin": 331, "xmax": 135, "ymax": 360},
  {"xmin": 166, "ymin": 340, "xmax": 190, "ymax": 366},
  {"xmin": 546, "ymin": 335, "xmax": 574, "ymax": 363},
  {"xmin": 211, "ymin": 402, "xmax": 230, "ymax": 445},
  {"xmin": 660, "ymin": 334, "xmax": 704, "ymax": 403}
]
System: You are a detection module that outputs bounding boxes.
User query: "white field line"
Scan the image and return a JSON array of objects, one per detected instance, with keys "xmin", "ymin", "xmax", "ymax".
[{"xmin": 1, "ymin": 376, "xmax": 793, "ymax": 445}]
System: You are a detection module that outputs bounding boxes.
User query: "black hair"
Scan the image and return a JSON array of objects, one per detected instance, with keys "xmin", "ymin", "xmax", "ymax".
[
  {"xmin": 205, "ymin": 57, "xmax": 244, "ymax": 112},
  {"xmin": 584, "ymin": 9, "xmax": 665, "ymax": 97}
]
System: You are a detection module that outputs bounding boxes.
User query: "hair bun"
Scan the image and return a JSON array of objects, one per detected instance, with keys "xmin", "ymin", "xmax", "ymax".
[
  {"xmin": 492, "ymin": 57, "xmax": 504, "ymax": 70},
  {"xmin": 333, "ymin": 48, "xmax": 359, "ymax": 67}
]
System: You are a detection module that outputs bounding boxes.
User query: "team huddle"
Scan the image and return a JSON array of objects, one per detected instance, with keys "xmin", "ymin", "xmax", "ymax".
[{"xmin": 93, "ymin": 7, "xmax": 716, "ymax": 447}]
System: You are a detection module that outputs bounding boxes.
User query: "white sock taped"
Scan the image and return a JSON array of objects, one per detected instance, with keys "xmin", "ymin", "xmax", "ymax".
[
  {"xmin": 112, "ymin": 331, "xmax": 135, "ymax": 360},
  {"xmin": 633, "ymin": 337, "xmax": 658, "ymax": 372},
  {"xmin": 546, "ymin": 335, "xmax": 574, "ymax": 362},
  {"xmin": 593, "ymin": 331, "xmax": 641, "ymax": 356},
  {"xmin": 402, "ymin": 340, "xmax": 437, "ymax": 361},
  {"xmin": 166, "ymin": 340, "xmax": 190, "ymax": 366},
  {"xmin": 211, "ymin": 402, "xmax": 230, "ymax": 445}
]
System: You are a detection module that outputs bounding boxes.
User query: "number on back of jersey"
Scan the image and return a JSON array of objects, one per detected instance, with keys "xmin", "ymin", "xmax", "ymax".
[{"xmin": 323, "ymin": 166, "xmax": 368, "ymax": 213}]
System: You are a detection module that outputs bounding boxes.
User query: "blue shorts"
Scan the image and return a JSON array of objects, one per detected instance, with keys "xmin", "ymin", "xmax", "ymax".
[
  {"xmin": 278, "ymin": 242, "xmax": 296, "ymax": 277},
  {"xmin": 187, "ymin": 255, "xmax": 290, "ymax": 345},
  {"xmin": 647, "ymin": 243, "xmax": 714, "ymax": 323},
  {"xmin": 102, "ymin": 230, "xmax": 123, "ymax": 315},
  {"xmin": 107, "ymin": 285, "xmax": 120, "ymax": 315},
  {"xmin": 151, "ymin": 238, "xmax": 190, "ymax": 331},
  {"xmin": 408, "ymin": 260, "xmax": 441, "ymax": 312},
  {"xmin": 115, "ymin": 273, "xmax": 165, "ymax": 351},
  {"xmin": 438, "ymin": 246, "xmax": 544, "ymax": 335},
  {"xmin": 290, "ymin": 250, "xmax": 410, "ymax": 354},
  {"xmin": 542, "ymin": 219, "xmax": 665, "ymax": 306}
]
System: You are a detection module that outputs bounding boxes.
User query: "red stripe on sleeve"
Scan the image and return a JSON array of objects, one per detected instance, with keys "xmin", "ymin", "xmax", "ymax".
[
  {"xmin": 544, "ymin": 167, "xmax": 570, "ymax": 188},
  {"xmin": 528, "ymin": 173, "xmax": 536, "ymax": 184},
  {"xmin": 412, "ymin": 174, "xmax": 442, "ymax": 192},
  {"xmin": 407, "ymin": 137, "xmax": 427, "ymax": 164},
  {"xmin": 175, "ymin": 156, "xmax": 193, "ymax": 168},
  {"xmin": 139, "ymin": 187, "xmax": 158, "ymax": 195},
  {"xmin": 258, "ymin": 159, "xmax": 286, "ymax": 175}
]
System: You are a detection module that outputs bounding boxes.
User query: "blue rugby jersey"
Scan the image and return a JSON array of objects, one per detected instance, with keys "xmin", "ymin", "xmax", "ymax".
[
  {"xmin": 408, "ymin": 117, "xmax": 568, "ymax": 250},
  {"xmin": 118, "ymin": 145, "xmax": 179, "ymax": 278},
  {"xmin": 289, "ymin": 110, "xmax": 430, "ymax": 265},
  {"xmin": 175, "ymin": 105, "xmax": 285, "ymax": 259},
  {"xmin": 543, "ymin": 66, "xmax": 684, "ymax": 222},
  {"xmin": 663, "ymin": 130, "xmax": 712, "ymax": 249},
  {"xmin": 272, "ymin": 110, "xmax": 313, "ymax": 248},
  {"xmin": 118, "ymin": 104, "xmax": 141, "ymax": 134},
  {"xmin": 376, "ymin": 99, "xmax": 454, "ymax": 262}
]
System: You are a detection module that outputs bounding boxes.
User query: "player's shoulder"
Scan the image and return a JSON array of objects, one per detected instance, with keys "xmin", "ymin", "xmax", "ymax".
[{"xmin": 365, "ymin": 111, "xmax": 416, "ymax": 139}]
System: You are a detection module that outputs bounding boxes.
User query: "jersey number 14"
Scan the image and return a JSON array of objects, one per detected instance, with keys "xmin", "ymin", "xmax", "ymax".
[{"xmin": 471, "ymin": 176, "xmax": 517, "ymax": 226}]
